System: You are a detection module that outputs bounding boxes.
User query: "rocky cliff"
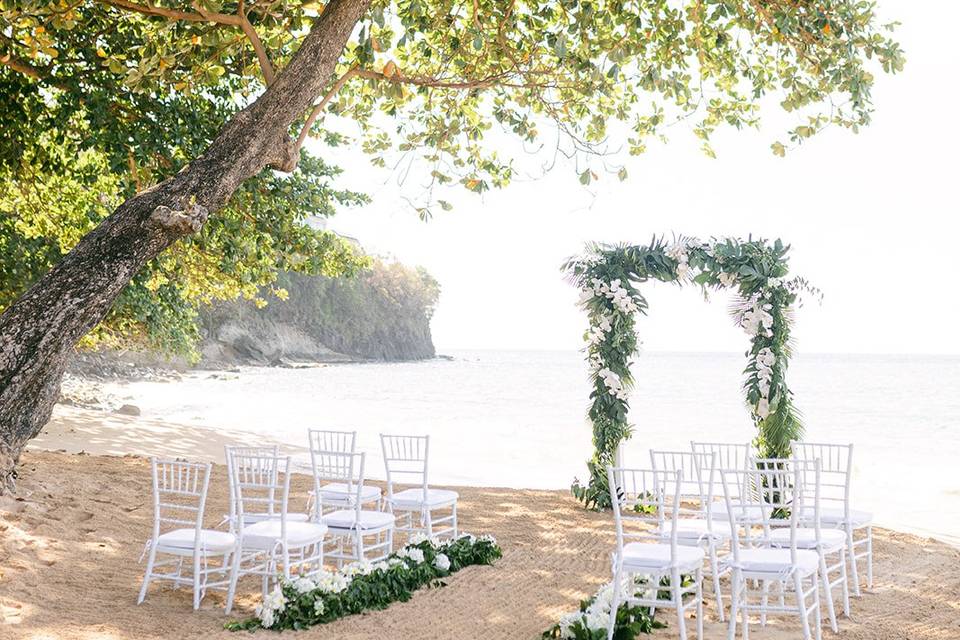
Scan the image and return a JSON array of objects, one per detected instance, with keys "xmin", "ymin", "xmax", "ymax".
[{"xmin": 199, "ymin": 261, "xmax": 439, "ymax": 366}]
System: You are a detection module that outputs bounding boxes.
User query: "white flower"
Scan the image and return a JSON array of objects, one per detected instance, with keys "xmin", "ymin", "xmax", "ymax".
[
  {"xmin": 396, "ymin": 546, "xmax": 425, "ymax": 564},
  {"xmin": 676, "ymin": 261, "xmax": 690, "ymax": 279},
  {"xmin": 263, "ymin": 586, "xmax": 287, "ymax": 612},
  {"xmin": 291, "ymin": 577, "xmax": 316, "ymax": 594},
  {"xmin": 258, "ymin": 607, "xmax": 275, "ymax": 628},
  {"xmin": 756, "ymin": 398, "xmax": 771, "ymax": 418},
  {"xmin": 434, "ymin": 553, "xmax": 451, "ymax": 572},
  {"xmin": 479, "ymin": 533, "xmax": 497, "ymax": 544},
  {"xmin": 718, "ymin": 271, "xmax": 737, "ymax": 287},
  {"xmin": 409, "ymin": 532, "xmax": 429, "ymax": 546},
  {"xmin": 313, "ymin": 599, "xmax": 326, "ymax": 616}
]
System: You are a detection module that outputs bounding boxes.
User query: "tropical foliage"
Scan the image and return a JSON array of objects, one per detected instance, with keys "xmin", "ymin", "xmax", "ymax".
[
  {"xmin": 564, "ymin": 236, "xmax": 819, "ymax": 509},
  {"xmin": 226, "ymin": 533, "xmax": 502, "ymax": 631},
  {"xmin": 0, "ymin": 0, "xmax": 903, "ymax": 355}
]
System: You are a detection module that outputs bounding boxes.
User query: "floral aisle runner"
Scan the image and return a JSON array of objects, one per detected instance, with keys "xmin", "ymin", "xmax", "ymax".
[{"xmin": 226, "ymin": 533, "xmax": 501, "ymax": 631}]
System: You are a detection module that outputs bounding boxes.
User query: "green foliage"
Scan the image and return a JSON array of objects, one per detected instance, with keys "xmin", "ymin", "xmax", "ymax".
[
  {"xmin": 225, "ymin": 534, "xmax": 502, "ymax": 632},
  {"xmin": 564, "ymin": 236, "xmax": 819, "ymax": 509},
  {"xmin": 203, "ymin": 259, "xmax": 440, "ymax": 360},
  {"xmin": 0, "ymin": 0, "xmax": 901, "ymax": 354},
  {"xmin": 0, "ymin": 51, "xmax": 369, "ymax": 358}
]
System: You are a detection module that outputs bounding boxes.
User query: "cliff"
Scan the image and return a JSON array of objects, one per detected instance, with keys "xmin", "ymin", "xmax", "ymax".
[{"xmin": 199, "ymin": 261, "xmax": 439, "ymax": 366}]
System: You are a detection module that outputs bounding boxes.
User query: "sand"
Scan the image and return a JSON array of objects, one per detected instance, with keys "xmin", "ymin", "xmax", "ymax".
[{"xmin": 2, "ymin": 408, "xmax": 959, "ymax": 639}]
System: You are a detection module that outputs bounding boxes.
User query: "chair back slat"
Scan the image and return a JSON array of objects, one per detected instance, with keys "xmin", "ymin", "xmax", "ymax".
[
  {"xmin": 229, "ymin": 451, "xmax": 292, "ymax": 531},
  {"xmin": 150, "ymin": 458, "xmax": 211, "ymax": 537},
  {"xmin": 607, "ymin": 466, "xmax": 683, "ymax": 562},
  {"xmin": 719, "ymin": 462, "xmax": 805, "ymax": 570},
  {"xmin": 691, "ymin": 441, "xmax": 751, "ymax": 471},
  {"xmin": 308, "ymin": 430, "xmax": 357, "ymax": 455},
  {"xmin": 380, "ymin": 434, "xmax": 429, "ymax": 499},
  {"xmin": 308, "ymin": 449, "xmax": 366, "ymax": 518},
  {"xmin": 790, "ymin": 441, "xmax": 853, "ymax": 517}
]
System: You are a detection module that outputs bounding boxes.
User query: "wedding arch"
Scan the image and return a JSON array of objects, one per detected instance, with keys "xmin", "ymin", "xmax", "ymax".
[{"xmin": 564, "ymin": 236, "xmax": 818, "ymax": 509}]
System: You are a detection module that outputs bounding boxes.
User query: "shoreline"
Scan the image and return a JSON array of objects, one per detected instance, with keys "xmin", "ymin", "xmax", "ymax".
[{"xmin": 30, "ymin": 404, "xmax": 960, "ymax": 549}]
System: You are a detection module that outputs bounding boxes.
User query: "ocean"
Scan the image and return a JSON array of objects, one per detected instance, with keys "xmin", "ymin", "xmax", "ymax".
[{"xmin": 104, "ymin": 349, "xmax": 960, "ymax": 545}]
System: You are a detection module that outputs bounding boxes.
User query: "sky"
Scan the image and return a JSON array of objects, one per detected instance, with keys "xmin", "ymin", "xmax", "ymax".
[{"xmin": 315, "ymin": 1, "xmax": 960, "ymax": 355}]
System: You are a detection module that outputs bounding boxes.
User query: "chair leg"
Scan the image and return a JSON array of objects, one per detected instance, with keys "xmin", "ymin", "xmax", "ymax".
[
  {"xmin": 846, "ymin": 524, "xmax": 861, "ymax": 597},
  {"xmin": 819, "ymin": 553, "xmax": 838, "ymax": 632},
  {"xmin": 839, "ymin": 548, "xmax": 851, "ymax": 617},
  {"xmin": 709, "ymin": 542, "xmax": 725, "ymax": 622},
  {"xmin": 607, "ymin": 561, "xmax": 623, "ymax": 640},
  {"xmin": 794, "ymin": 572, "xmax": 811, "ymax": 640},
  {"xmin": 192, "ymin": 553, "xmax": 203, "ymax": 610},
  {"xmin": 726, "ymin": 569, "xmax": 740, "ymax": 640},
  {"xmin": 812, "ymin": 573, "xmax": 822, "ymax": 640},
  {"xmin": 137, "ymin": 544, "xmax": 158, "ymax": 604},
  {"xmin": 224, "ymin": 548, "xmax": 243, "ymax": 615},
  {"xmin": 865, "ymin": 526, "xmax": 874, "ymax": 588},
  {"xmin": 425, "ymin": 510, "xmax": 433, "ymax": 537},
  {"xmin": 452, "ymin": 502, "xmax": 458, "ymax": 538},
  {"xmin": 759, "ymin": 580, "xmax": 769, "ymax": 627},
  {"xmin": 696, "ymin": 567, "xmax": 704, "ymax": 640},
  {"xmin": 672, "ymin": 567, "xmax": 687, "ymax": 640}
]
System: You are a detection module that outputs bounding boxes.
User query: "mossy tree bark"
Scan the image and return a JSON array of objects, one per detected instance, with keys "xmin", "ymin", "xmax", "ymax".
[{"xmin": 0, "ymin": 0, "xmax": 372, "ymax": 492}]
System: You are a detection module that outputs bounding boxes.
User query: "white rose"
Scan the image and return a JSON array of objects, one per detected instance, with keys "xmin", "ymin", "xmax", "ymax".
[{"xmin": 434, "ymin": 553, "xmax": 451, "ymax": 572}]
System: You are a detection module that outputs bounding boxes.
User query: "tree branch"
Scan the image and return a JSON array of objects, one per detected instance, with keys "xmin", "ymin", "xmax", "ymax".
[
  {"xmin": 290, "ymin": 64, "xmax": 359, "ymax": 157},
  {"xmin": 98, "ymin": 0, "xmax": 275, "ymax": 84}
]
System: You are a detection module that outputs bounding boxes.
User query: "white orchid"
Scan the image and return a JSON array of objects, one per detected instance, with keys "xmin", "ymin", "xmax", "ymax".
[{"xmin": 756, "ymin": 398, "xmax": 771, "ymax": 418}]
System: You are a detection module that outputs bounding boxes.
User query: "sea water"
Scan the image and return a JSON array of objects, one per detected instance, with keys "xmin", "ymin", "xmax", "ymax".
[{"xmin": 106, "ymin": 350, "xmax": 960, "ymax": 545}]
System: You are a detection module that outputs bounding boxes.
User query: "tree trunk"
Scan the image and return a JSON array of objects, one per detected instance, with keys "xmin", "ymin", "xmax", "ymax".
[{"xmin": 0, "ymin": 0, "xmax": 371, "ymax": 493}]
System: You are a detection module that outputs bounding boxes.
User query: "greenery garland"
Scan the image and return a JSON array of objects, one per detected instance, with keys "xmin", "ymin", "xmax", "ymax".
[
  {"xmin": 226, "ymin": 533, "xmax": 501, "ymax": 632},
  {"xmin": 542, "ymin": 575, "xmax": 666, "ymax": 639},
  {"xmin": 564, "ymin": 236, "xmax": 819, "ymax": 509}
]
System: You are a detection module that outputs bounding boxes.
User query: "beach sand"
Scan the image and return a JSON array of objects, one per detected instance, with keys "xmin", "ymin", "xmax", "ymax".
[{"xmin": 2, "ymin": 407, "xmax": 959, "ymax": 639}]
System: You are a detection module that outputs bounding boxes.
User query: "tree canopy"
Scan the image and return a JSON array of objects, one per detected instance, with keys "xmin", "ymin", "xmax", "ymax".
[{"xmin": 0, "ymin": 0, "xmax": 904, "ymax": 357}]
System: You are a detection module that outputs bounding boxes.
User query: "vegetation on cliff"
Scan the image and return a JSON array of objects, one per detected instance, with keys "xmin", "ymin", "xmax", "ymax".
[{"xmin": 201, "ymin": 259, "xmax": 440, "ymax": 364}]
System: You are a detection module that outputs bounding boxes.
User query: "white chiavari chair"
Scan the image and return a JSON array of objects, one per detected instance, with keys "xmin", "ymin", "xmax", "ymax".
[
  {"xmin": 138, "ymin": 458, "xmax": 237, "ymax": 610},
  {"xmin": 224, "ymin": 452, "xmax": 327, "ymax": 613},
  {"xmin": 306, "ymin": 429, "xmax": 381, "ymax": 516},
  {"xmin": 650, "ymin": 450, "xmax": 730, "ymax": 621},
  {"xmin": 380, "ymin": 434, "xmax": 458, "ymax": 540},
  {"xmin": 317, "ymin": 451, "xmax": 395, "ymax": 566},
  {"xmin": 606, "ymin": 466, "xmax": 704, "ymax": 640},
  {"xmin": 224, "ymin": 444, "xmax": 309, "ymax": 530},
  {"xmin": 720, "ymin": 462, "xmax": 822, "ymax": 640},
  {"xmin": 790, "ymin": 441, "xmax": 873, "ymax": 596},
  {"xmin": 755, "ymin": 457, "xmax": 849, "ymax": 632}
]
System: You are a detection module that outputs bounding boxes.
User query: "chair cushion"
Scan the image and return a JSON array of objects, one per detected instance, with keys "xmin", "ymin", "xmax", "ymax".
[
  {"xmin": 710, "ymin": 502, "xmax": 766, "ymax": 522},
  {"xmin": 242, "ymin": 511, "xmax": 310, "ymax": 524},
  {"xmin": 240, "ymin": 520, "xmax": 328, "ymax": 547},
  {"xmin": 801, "ymin": 507, "xmax": 872, "ymax": 526},
  {"xmin": 319, "ymin": 483, "xmax": 381, "ymax": 504},
  {"xmin": 156, "ymin": 528, "xmax": 236, "ymax": 553},
  {"xmin": 736, "ymin": 548, "xmax": 819, "ymax": 576},
  {"xmin": 322, "ymin": 509, "xmax": 395, "ymax": 531},
  {"xmin": 662, "ymin": 518, "xmax": 731, "ymax": 541},
  {"xmin": 389, "ymin": 488, "xmax": 459, "ymax": 509},
  {"xmin": 622, "ymin": 542, "xmax": 705, "ymax": 570},
  {"xmin": 768, "ymin": 527, "xmax": 847, "ymax": 551}
]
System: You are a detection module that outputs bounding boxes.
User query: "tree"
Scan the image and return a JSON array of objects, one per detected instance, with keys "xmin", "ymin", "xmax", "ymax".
[{"xmin": 0, "ymin": 0, "xmax": 904, "ymax": 491}]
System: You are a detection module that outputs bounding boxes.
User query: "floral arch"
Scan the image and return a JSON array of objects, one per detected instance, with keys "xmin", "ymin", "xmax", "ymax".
[{"xmin": 564, "ymin": 236, "xmax": 818, "ymax": 509}]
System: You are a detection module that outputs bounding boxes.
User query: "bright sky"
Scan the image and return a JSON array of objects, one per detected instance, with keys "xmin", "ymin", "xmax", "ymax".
[{"xmin": 318, "ymin": 1, "xmax": 960, "ymax": 355}]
